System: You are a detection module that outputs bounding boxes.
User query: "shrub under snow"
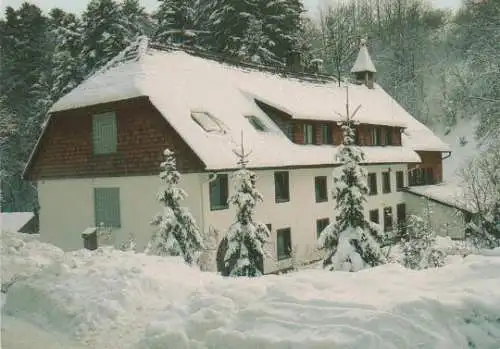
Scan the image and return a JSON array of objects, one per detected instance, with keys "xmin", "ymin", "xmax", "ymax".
[{"xmin": 400, "ymin": 214, "xmax": 446, "ymax": 270}]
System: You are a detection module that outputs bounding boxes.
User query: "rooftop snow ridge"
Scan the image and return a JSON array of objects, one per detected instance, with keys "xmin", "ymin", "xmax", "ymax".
[
  {"xmin": 95, "ymin": 36, "xmax": 339, "ymax": 85},
  {"xmin": 91, "ymin": 36, "xmax": 150, "ymax": 78}
]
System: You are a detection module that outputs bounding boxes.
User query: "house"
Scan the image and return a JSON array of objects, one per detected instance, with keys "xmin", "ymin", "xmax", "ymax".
[
  {"xmin": 0, "ymin": 212, "xmax": 38, "ymax": 234},
  {"xmin": 23, "ymin": 37, "xmax": 452, "ymax": 272}
]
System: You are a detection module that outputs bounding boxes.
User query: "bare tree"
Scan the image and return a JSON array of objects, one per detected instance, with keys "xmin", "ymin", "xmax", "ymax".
[{"xmin": 460, "ymin": 144, "xmax": 500, "ymax": 248}]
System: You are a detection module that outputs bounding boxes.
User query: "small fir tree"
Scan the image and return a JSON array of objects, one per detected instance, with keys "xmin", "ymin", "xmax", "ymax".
[
  {"xmin": 146, "ymin": 149, "xmax": 204, "ymax": 264},
  {"xmin": 223, "ymin": 135, "xmax": 270, "ymax": 277},
  {"xmin": 319, "ymin": 87, "xmax": 385, "ymax": 271}
]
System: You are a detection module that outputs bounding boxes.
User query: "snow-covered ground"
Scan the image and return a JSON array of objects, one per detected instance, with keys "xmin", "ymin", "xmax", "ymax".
[{"xmin": 2, "ymin": 231, "xmax": 500, "ymax": 349}]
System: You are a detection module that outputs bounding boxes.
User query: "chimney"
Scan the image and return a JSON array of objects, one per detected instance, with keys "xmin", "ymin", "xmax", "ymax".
[
  {"xmin": 286, "ymin": 50, "xmax": 302, "ymax": 73},
  {"xmin": 351, "ymin": 38, "xmax": 377, "ymax": 89}
]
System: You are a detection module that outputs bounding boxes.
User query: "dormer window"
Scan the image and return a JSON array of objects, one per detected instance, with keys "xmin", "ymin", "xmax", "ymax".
[
  {"xmin": 191, "ymin": 111, "xmax": 226, "ymax": 134},
  {"xmin": 246, "ymin": 115, "xmax": 267, "ymax": 131}
]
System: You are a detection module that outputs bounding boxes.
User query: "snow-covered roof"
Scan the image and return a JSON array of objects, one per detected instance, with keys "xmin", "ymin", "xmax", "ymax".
[
  {"xmin": 46, "ymin": 39, "xmax": 449, "ymax": 170},
  {"xmin": 351, "ymin": 39, "xmax": 376, "ymax": 73},
  {"xmin": 0, "ymin": 212, "xmax": 34, "ymax": 233},
  {"xmin": 406, "ymin": 183, "xmax": 476, "ymax": 213}
]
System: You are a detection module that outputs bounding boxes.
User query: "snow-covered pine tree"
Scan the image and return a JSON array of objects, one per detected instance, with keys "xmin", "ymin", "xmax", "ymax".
[
  {"xmin": 238, "ymin": 16, "xmax": 277, "ymax": 65},
  {"xmin": 259, "ymin": 0, "xmax": 304, "ymax": 63},
  {"xmin": 80, "ymin": 0, "xmax": 129, "ymax": 74},
  {"xmin": 319, "ymin": 88, "xmax": 385, "ymax": 271},
  {"xmin": 45, "ymin": 10, "xmax": 83, "ymax": 107},
  {"xmin": 400, "ymin": 209, "xmax": 445, "ymax": 270},
  {"xmin": 223, "ymin": 136, "xmax": 270, "ymax": 277},
  {"xmin": 153, "ymin": 0, "xmax": 198, "ymax": 45},
  {"xmin": 203, "ymin": 0, "xmax": 254, "ymax": 57},
  {"xmin": 147, "ymin": 149, "xmax": 204, "ymax": 265},
  {"xmin": 0, "ymin": 3, "xmax": 51, "ymax": 212},
  {"xmin": 122, "ymin": 0, "xmax": 154, "ymax": 42}
]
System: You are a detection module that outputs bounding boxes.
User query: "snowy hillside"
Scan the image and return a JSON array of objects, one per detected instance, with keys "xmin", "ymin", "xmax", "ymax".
[
  {"xmin": 438, "ymin": 119, "xmax": 482, "ymax": 183},
  {"xmin": 2, "ymin": 231, "xmax": 500, "ymax": 349}
]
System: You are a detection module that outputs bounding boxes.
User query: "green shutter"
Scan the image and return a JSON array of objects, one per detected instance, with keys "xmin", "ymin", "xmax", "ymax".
[
  {"xmin": 93, "ymin": 112, "xmax": 117, "ymax": 154},
  {"xmin": 94, "ymin": 188, "xmax": 121, "ymax": 227}
]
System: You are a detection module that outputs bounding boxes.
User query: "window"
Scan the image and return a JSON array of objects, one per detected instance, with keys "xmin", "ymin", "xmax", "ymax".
[
  {"xmin": 210, "ymin": 174, "xmax": 228, "ymax": 210},
  {"xmin": 303, "ymin": 124, "xmax": 314, "ymax": 144},
  {"xmin": 94, "ymin": 188, "xmax": 121, "ymax": 228},
  {"xmin": 383, "ymin": 206, "xmax": 393, "ymax": 232},
  {"xmin": 266, "ymin": 224, "xmax": 272, "ymax": 233},
  {"xmin": 396, "ymin": 203, "xmax": 406, "ymax": 234},
  {"xmin": 368, "ymin": 173, "xmax": 377, "ymax": 195},
  {"xmin": 382, "ymin": 172, "xmax": 391, "ymax": 194},
  {"xmin": 316, "ymin": 218, "xmax": 330, "ymax": 238},
  {"xmin": 385, "ymin": 127, "xmax": 393, "ymax": 145},
  {"xmin": 315, "ymin": 176, "xmax": 328, "ymax": 202},
  {"xmin": 396, "ymin": 203, "xmax": 406, "ymax": 225},
  {"xmin": 371, "ymin": 126, "xmax": 382, "ymax": 145},
  {"xmin": 409, "ymin": 168, "xmax": 435, "ymax": 186},
  {"xmin": 93, "ymin": 112, "xmax": 117, "ymax": 154},
  {"xmin": 319, "ymin": 124, "xmax": 331, "ymax": 144},
  {"xmin": 369, "ymin": 209, "xmax": 380, "ymax": 224},
  {"xmin": 276, "ymin": 228, "xmax": 292, "ymax": 260},
  {"xmin": 274, "ymin": 171, "xmax": 290, "ymax": 203},
  {"xmin": 396, "ymin": 171, "xmax": 405, "ymax": 191},
  {"xmin": 246, "ymin": 115, "xmax": 267, "ymax": 131},
  {"xmin": 191, "ymin": 111, "xmax": 226, "ymax": 134}
]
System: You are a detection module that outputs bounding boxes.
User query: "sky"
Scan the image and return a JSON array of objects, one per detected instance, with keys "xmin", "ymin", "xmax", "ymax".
[{"xmin": 1, "ymin": 0, "xmax": 462, "ymax": 18}]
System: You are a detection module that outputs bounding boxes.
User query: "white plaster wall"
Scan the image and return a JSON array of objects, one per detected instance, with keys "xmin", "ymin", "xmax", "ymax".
[
  {"xmin": 202, "ymin": 164, "xmax": 408, "ymax": 273},
  {"xmin": 37, "ymin": 174, "xmax": 202, "ymax": 251},
  {"xmin": 404, "ymin": 192, "xmax": 467, "ymax": 239},
  {"xmin": 38, "ymin": 164, "xmax": 409, "ymax": 273}
]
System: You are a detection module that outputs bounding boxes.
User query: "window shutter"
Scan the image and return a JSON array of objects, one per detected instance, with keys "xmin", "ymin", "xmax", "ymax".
[
  {"xmin": 94, "ymin": 188, "xmax": 121, "ymax": 227},
  {"xmin": 93, "ymin": 112, "xmax": 117, "ymax": 154}
]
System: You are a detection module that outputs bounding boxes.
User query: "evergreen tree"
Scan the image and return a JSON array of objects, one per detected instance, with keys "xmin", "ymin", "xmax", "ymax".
[
  {"xmin": 260, "ymin": 0, "xmax": 304, "ymax": 62},
  {"xmin": 146, "ymin": 149, "xmax": 204, "ymax": 265},
  {"xmin": 238, "ymin": 16, "xmax": 276, "ymax": 64},
  {"xmin": 45, "ymin": 9, "xmax": 83, "ymax": 107},
  {"xmin": 400, "ymin": 213, "xmax": 446, "ymax": 270},
  {"xmin": 80, "ymin": 0, "xmax": 129, "ymax": 74},
  {"xmin": 319, "ymin": 89, "xmax": 385, "ymax": 271},
  {"xmin": 0, "ymin": 4, "xmax": 50, "ymax": 212},
  {"xmin": 223, "ymin": 139, "xmax": 270, "ymax": 277},
  {"xmin": 204, "ymin": 0, "xmax": 254, "ymax": 57},
  {"xmin": 122, "ymin": 0, "xmax": 154, "ymax": 40},
  {"xmin": 153, "ymin": 0, "xmax": 198, "ymax": 45}
]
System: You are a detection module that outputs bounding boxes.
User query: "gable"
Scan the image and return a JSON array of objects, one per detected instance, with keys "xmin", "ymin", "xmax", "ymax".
[{"xmin": 24, "ymin": 97, "xmax": 205, "ymax": 180}]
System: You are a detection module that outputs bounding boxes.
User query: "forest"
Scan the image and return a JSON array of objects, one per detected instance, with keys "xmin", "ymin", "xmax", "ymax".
[{"xmin": 0, "ymin": 0, "xmax": 498, "ymax": 213}]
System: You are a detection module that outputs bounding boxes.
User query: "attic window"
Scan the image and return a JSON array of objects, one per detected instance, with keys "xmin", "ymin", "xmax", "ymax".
[
  {"xmin": 246, "ymin": 115, "xmax": 267, "ymax": 131},
  {"xmin": 191, "ymin": 111, "xmax": 226, "ymax": 134}
]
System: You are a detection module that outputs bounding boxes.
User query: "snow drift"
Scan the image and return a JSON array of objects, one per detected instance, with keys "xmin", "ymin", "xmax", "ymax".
[
  {"xmin": 0, "ymin": 231, "xmax": 64, "ymax": 292},
  {"xmin": 2, "ymin": 232, "xmax": 500, "ymax": 349}
]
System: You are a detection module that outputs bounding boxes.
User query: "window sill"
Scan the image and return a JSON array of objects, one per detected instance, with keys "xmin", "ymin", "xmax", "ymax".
[
  {"xmin": 210, "ymin": 205, "xmax": 228, "ymax": 211},
  {"xmin": 275, "ymin": 198, "xmax": 290, "ymax": 204},
  {"xmin": 277, "ymin": 255, "xmax": 292, "ymax": 261},
  {"xmin": 315, "ymin": 198, "xmax": 328, "ymax": 203},
  {"xmin": 369, "ymin": 193, "xmax": 378, "ymax": 196},
  {"xmin": 382, "ymin": 191, "xmax": 391, "ymax": 194}
]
